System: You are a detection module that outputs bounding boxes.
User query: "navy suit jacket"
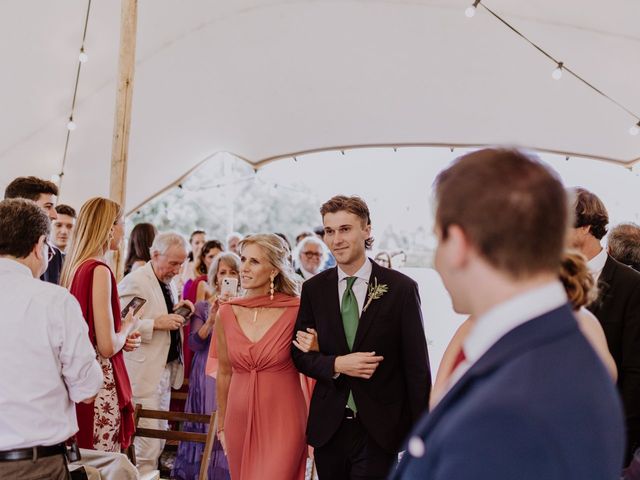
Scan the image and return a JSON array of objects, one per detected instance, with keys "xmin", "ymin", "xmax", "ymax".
[{"xmin": 391, "ymin": 304, "xmax": 625, "ymax": 480}]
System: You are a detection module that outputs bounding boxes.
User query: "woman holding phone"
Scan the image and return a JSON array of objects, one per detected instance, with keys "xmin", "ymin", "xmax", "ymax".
[
  {"xmin": 60, "ymin": 197, "xmax": 141, "ymax": 452},
  {"xmin": 173, "ymin": 252, "xmax": 240, "ymax": 480}
]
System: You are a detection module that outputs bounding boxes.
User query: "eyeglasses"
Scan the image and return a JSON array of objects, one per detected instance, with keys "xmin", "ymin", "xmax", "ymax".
[
  {"xmin": 45, "ymin": 241, "xmax": 55, "ymax": 262},
  {"xmin": 302, "ymin": 251, "xmax": 322, "ymax": 259}
]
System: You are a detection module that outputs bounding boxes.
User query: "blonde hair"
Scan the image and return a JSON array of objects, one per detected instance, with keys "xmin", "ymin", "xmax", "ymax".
[
  {"xmin": 239, "ymin": 233, "xmax": 300, "ymax": 297},
  {"xmin": 61, "ymin": 197, "xmax": 122, "ymax": 288},
  {"xmin": 559, "ymin": 250, "xmax": 598, "ymax": 310}
]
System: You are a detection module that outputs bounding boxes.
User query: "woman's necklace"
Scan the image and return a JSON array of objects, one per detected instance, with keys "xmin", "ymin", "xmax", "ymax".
[{"xmin": 252, "ymin": 307, "xmax": 263, "ymax": 323}]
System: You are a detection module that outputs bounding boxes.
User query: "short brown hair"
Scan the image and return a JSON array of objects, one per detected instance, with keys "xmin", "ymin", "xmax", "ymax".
[
  {"xmin": 4, "ymin": 176, "xmax": 58, "ymax": 201},
  {"xmin": 0, "ymin": 198, "xmax": 50, "ymax": 258},
  {"xmin": 571, "ymin": 187, "xmax": 608, "ymax": 240},
  {"xmin": 434, "ymin": 148, "xmax": 567, "ymax": 279},
  {"xmin": 55, "ymin": 204, "xmax": 76, "ymax": 218},
  {"xmin": 320, "ymin": 195, "xmax": 374, "ymax": 249},
  {"xmin": 608, "ymin": 223, "xmax": 640, "ymax": 271},
  {"xmin": 559, "ymin": 250, "xmax": 598, "ymax": 310}
]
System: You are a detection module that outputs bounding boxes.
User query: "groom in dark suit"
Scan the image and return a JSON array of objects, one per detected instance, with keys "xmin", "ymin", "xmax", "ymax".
[{"xmin": 292, "ymin": 195, "xmax": 431, "ymax": 480}]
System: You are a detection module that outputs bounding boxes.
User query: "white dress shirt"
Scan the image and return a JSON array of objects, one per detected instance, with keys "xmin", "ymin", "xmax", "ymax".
[
  {"xmin": 337, "ymin": 258, "xmax": 373, "ymax": 315},
  {"xmin": 446, "ymin": 281, "xmax": 568, "ymax": 393},
  {"xmin": 0, "ymin": 258, "xmax": 103, "ymax": 449},
  {"xmin": 587, "ymin": 248, "xmax": 608, "ymax": 282}
]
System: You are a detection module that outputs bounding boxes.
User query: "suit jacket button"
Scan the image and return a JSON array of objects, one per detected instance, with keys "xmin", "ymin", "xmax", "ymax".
[{"xmin": 408, "ymin": 436, "xmax": 425, "ymax": 458}]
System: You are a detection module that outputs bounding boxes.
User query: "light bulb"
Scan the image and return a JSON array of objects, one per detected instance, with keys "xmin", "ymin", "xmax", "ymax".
[
  {"xmin": 79, "ymin": 51, "xmax": 89, "ymax": 63},
  {"xmin": 50, "ymin": 174, "xmax": 61, "ymax": 184},
  {"xmin": 66, "ymin": 120, "xmax": 77, "ymax": 131},
  {"xmin": 630, "ymin": 122, "xmax": 640, "ymax": 136},
  {"xmin": 552, "ymin": 66, "xmax": 563, "ymax": 80},
  {"xmin": 465, "ymin": 5, "xmax": 476, "ymax": 17}
]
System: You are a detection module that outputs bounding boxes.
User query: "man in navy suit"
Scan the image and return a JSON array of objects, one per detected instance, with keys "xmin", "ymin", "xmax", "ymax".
[{"xmin": 392, "ymin": 149, "xmax": 625, "ymax": 480}]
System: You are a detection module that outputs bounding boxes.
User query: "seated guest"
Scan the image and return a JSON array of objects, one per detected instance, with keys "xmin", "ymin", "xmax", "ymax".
[
  {"xmin": 608, "ymin": 223, "xmax": 640, "ymax": 272},
  {"xmin": 295, "ymin": 230, "xmax": 315, "ymax": 245},
  {"xmin": 374, "ymin": 251, "xmax": 392, "ymax": 269},
  {"xmin": 393, "ymin": 149, "xmax": 624, "ymax": 480},
  {"xmin": 53, "ymin": 204, "xmax": 76, "ymax": 253},
  {"xmin": 4, "ymin": 176, "xmax": 64, "ymax": 284},
  {"xmin": 226, "ymin": 232, "xmax": 242, "ymax": 256},
  {"xmin": 61, "ymin": 197, "xmax": 142, "ymax": 452},
  {"xmin": 178, "ymin": 230, "xmax": 207, "ymax": 295},
  {"xmin": 0, "ymin": 198, "xmax": 103, "ymax": 480},
  {"xmin": 431, "ymin": 249, "xmax": 617, "ymax": 408},
  {"xmin": 118, "ymin": 232, "xmax": 194, "ymax": 475},
  {"xmin": 124, "ymin": 222, "xmax": 157, "ymax": 276},
  {"xmin": 185, "ymin": 239, "xmax": 224, "ymax": 303},
  {"xmin": 173, "ymin": 252, "xmax": 240, "ymax": 480},
  {"xmin": 293, "ymin": 236, "xmax": 326, "ymax": 280}
]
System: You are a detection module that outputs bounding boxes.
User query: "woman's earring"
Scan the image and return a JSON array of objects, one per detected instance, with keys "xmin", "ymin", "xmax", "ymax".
[{"xmin": 270, "ymin": 275, "xmax": 275, "ymax": 301}]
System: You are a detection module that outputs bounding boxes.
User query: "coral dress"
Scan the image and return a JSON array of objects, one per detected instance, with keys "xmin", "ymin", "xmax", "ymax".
[
  {"xmin": 220, "ymin": 293, "xmax": 308, "ymax": 480},
  {"xmin": 70, "ymin": 259, "xmax": 135, "ymax": 451}
]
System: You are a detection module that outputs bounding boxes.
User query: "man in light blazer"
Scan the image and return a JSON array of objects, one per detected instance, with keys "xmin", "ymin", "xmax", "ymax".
[
  {"xmin": 118, "ymin": 232, "xmax": 193, "ymax": 474},
  {"xmin": 392, "ymin": 149, "xmax": 624, "ymax": 480}
]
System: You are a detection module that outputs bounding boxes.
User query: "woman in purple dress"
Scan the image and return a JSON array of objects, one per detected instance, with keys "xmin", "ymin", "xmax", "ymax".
[{"xmin": 172, "ymin": 252, "xmax": 240, "ymax": 480}]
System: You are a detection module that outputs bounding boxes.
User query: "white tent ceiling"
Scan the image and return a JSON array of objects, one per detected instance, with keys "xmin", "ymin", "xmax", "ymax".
[{"xmin": 1, "ymin": 0, "xmax": 639, "ymax": 211}]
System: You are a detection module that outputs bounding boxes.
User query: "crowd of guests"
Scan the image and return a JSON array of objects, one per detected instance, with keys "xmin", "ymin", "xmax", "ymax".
[{"xmin": 1, "ymin": 147, "xmax": 640, "ymax": 480}]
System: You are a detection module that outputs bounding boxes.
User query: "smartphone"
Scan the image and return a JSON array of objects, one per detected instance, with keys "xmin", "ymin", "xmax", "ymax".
[
  {"xmin": 121, "ymin": 296, "xmax": 146, "ymax": 319},
  {"xmin": 174, "ymin": 305, "xmax": 192, "ymax": 319},
  {"xmin": 220, "ymin": 277, "xmax": 239, "ymax": 297}
]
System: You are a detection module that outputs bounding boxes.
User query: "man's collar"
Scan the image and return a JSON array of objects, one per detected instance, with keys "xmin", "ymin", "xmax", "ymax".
[
  {"xmin": 337, "ymin": 257, "xmax": 372, "ymax": 282},
  {"xmin": 0, "ymin": 257, "xmax": 34, "ymax": 278},
  {"xmin": 587, "ymin": 247, "xmax": 607, "ymax": 278}
]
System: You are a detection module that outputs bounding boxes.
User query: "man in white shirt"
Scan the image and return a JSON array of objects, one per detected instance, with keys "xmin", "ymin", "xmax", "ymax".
[
  {"xmin": 568, "ymin": 187, "xmax": 640, "ymax": 466},
  {"xmin": 0, "ymin": 198, "xmax": 103, "ymax": 480},
  {"xmin": 392, "ymin": 149, "xmax": 624, "ymax": 480}
]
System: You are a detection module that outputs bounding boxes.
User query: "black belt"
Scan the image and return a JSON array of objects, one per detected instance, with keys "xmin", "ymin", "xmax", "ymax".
[{"xmin": 0, "ymin": 443, "xmax": 67, "ymax": 462}]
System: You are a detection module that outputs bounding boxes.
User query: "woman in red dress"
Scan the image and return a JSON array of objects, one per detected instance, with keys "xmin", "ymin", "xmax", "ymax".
[{"xmin": 61, "ymin": 197, "xmax": 141, "ymax": 452}]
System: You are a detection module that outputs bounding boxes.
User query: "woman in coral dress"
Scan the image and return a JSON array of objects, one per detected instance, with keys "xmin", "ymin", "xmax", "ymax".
[{"xmin": 216, "ymin": 234, "xmax": 309, "ymax": 480}]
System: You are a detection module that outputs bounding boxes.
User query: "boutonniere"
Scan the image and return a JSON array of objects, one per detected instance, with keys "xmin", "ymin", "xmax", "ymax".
[{"xmin": 363, "ymin": 277, "xmax": 389, "ymax": 312}]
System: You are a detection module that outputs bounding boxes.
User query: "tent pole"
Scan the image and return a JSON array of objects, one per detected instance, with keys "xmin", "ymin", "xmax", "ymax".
[{"xmin": 110, "ymin": 0, "xmax": 138, "ymax": 281}]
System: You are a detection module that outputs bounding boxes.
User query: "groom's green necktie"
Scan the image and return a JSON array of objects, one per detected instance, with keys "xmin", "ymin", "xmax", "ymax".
[{"xmin": 341, "ymin": 276, "xmax": 359, "ymax": 411}]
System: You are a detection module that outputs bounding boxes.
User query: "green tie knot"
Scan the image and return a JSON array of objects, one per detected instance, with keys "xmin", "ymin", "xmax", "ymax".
[{"xmin": 345, "ymin": 276, "xmax": 357, "ymax": 290}]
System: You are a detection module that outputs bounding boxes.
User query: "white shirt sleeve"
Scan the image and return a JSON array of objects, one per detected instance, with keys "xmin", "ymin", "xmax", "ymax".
[{"xmin": 51, "ymin": 295, "xmax": 103, "ymax": 403}]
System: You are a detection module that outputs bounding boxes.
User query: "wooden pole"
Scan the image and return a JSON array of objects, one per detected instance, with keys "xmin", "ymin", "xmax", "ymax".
[{"xmin": 110, "ymin": 0, "xmax": 138, "ymax": 280}]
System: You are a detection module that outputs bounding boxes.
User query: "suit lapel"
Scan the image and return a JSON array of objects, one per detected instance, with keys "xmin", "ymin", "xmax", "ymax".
[
  {"xmin": 352, "ymin": 260, "xmax": 382, "ymax": 351},
  {"xmin": 323, "ymin": 267, "xmax": 351, "ymax": 354},
  {"xmin": 144, "ymin": 263, "xmax": 169, "ymax": 314}
]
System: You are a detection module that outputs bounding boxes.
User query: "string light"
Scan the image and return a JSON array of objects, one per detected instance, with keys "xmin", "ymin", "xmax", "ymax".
[
  {"xmin": 551, "ymin": 62, "xmax": 563, "ymax": 80},
  {"xmin": 79, "ymin": 48, "xmax": 89, "ymax": 63},
  {"xmin": 50, "ymin": 174, "xmax": 61, "ymax": 184},
  {"xmin": 472, "ymin": 2, "xmax": 640, "ymax": 137},
  {"xmin": 66, "ymin": 118, "xmax": 77, "ymax": 131},
  {"xmin": 465, "ymin": 0, "xmax": 480, "ymax": 18}
]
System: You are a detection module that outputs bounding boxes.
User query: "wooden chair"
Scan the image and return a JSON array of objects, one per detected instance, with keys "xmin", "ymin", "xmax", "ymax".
[{"xmin": 128, "ymin": 403, "xmax": 217, "ymax": 480}]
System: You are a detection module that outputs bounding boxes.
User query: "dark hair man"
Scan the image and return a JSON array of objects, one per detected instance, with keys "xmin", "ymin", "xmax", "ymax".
[
  {"xmin": 393, "ymin": 150, "xmax": 624, "ymax": 480},
  {"xmin": 293, "ymin": 195, "xmax": 431, "ymax": 479},
  {"xmin": 53, "ymin": 204, "xmax": 77, "ymax": 253},
  {"xmin": 568, "ymin": 187, "xmax": 640, "ymax": 466},
  {"xmin": 4, "ymin": 176, "xmax": 63, "ymax": 283},
  {"xmin": 0, "ymin": 198, "xmax": 102, "ymax": 480}
]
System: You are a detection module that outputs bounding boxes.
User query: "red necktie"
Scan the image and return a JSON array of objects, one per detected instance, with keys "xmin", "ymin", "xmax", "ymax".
[{"xmin": 450, "ymin": 348, "xmax": 467, "ymax": 375}]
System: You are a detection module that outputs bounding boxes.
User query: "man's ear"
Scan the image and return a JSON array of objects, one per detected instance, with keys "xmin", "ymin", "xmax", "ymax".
[
  {"xmin": 445, "ymin": 224, "xmax": 472, "ymax": 269},
  {"xmin": 33, "ymin": 235, "xmax": 46, "ymax": 261}
]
